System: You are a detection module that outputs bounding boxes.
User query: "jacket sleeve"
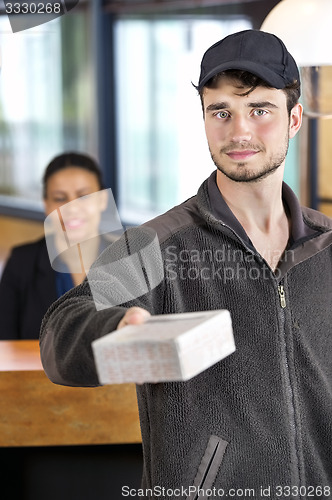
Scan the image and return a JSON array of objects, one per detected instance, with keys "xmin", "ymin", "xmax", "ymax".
[{"xmin": 40, "ymin": 226, "xmax": 165, "ymax": 387}]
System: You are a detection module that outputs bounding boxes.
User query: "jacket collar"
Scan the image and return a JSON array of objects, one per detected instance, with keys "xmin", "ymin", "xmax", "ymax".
[{"xmin": 206, "ymin": 170, "xmax": 321, "ymax": 250}]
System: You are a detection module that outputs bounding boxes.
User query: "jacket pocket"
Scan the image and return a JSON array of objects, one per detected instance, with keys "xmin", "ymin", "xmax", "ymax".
[{"xmin": 186, "ymin": 434, "xmax": 228, "ymax": 500}]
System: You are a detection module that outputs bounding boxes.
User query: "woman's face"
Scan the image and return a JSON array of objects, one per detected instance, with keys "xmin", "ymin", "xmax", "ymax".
[{"xmin": 44, "ymin": 166, "xmax": 106, "ymax": 244}]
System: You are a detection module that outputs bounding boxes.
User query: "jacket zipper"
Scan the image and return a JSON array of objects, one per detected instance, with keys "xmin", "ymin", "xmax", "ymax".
[
  {"xmin": 278, "ymin": 284, "xmax": 286, "ymax": 308},
  {"xmin": 219, "ymin": 221, "xmax": 302, "ymax": 493},
  {"xmin": 277, "ymin": 281, "xmax": 301, "ymax": 497},
  {"xmin": 186, "ymin": 435, "xmax": 228, "ymax": 500}
]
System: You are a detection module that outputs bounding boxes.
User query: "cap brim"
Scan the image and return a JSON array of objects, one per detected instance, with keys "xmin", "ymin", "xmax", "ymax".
[{"xmin": 198, "ymin": 60, "xmax": 287, "ymax": 91}]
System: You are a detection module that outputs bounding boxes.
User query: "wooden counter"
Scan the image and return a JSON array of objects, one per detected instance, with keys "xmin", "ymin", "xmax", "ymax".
[{"xmin": 0, "ymin": 340, "xmax": 141, "ymax": 447}]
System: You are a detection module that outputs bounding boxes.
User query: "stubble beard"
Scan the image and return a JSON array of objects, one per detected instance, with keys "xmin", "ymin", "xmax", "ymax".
[{"xmin": 210, "ymin": 134, "xmax": 289, "ymax": 184}]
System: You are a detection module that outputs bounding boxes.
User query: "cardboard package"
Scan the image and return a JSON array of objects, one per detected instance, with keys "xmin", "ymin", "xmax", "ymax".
[{"xmin": 92, "ymin": 310, "xmax": 235, "ymax": 384}]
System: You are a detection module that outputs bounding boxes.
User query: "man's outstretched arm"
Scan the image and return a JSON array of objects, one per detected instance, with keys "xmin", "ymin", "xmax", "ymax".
[{"xmin": 40, "ymin": 227, "xmax": 164, "ymax": 387}]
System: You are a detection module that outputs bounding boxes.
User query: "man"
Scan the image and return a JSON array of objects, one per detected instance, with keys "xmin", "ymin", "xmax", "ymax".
[{"xmin": 40, "ymin": 30, "xmax": 332, "ymax": 497}]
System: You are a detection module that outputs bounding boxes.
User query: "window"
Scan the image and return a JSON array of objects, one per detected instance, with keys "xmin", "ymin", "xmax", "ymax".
[{"xmin": 0, "ymin": 7, "xmax": 95, "ymax": 214}]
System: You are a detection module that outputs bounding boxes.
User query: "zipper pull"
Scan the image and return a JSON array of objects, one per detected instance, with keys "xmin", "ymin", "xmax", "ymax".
[{"xmin": 278, "ymin": 285, "xmax": 286, "ymax": 308}]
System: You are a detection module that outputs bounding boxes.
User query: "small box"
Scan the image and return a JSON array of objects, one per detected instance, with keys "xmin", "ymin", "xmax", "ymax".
[{"xmin": 92, "ymin": 310, "xmax": 235, "ymax": 385}]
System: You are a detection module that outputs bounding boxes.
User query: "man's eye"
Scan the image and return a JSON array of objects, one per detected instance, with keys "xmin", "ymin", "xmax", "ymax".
[
  {"xmin": 216, "ymin": 111, "xmax": 229, "ymax": 119},
  {"xmin": 253, "ymin": 109, "xmax": 267, "ymax": 116}
]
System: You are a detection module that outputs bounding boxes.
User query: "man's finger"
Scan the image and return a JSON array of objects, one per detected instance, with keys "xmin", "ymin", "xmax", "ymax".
[{"xmin": 117, "ymin": 307, "xmax": 151, "ymax": 330}]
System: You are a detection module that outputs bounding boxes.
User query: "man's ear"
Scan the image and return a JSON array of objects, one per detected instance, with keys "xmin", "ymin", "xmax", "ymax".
[{"xmin": 289, "ymin": 103, "xmax": 303, "ymax": 139}]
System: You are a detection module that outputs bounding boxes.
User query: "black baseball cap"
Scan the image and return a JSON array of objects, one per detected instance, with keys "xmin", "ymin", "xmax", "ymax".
[{"xmin": 197, "ymin": 29, "xmax": 300, "ymax": 91}]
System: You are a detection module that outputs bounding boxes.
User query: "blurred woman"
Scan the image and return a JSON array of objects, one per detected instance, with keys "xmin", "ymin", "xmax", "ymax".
[{"xmin": 0, "ymin": 152, "xmax": 108, "ymax": 340}]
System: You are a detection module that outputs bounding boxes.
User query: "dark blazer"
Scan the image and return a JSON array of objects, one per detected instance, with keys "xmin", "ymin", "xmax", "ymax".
[
  {"xmin": 0, "ymin": 237, "xmax": 58, "ymax": 340},
  {"xmin": 0, "ymin": 234, "xmax": 113, "ymax": 340}
]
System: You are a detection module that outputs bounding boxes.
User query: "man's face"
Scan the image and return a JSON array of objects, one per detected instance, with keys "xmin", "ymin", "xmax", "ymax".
[{"xmin": 203, "ymin": 76, "xmax": 302, "ymax": 183}]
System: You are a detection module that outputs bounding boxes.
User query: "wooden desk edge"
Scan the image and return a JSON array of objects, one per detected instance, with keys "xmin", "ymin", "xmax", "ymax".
[{"xmin": 0, "ymin": 340, "xmax": 142, "ymax": 447}]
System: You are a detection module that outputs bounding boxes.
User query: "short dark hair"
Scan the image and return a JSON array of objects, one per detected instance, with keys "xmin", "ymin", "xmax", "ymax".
[
  {"xmin": 43, "ymin": 152, "xmax": 104, "ymax": 199},
  {"xmin": 196, "ymin": 69, "xmax": 301, "ymax": 116}
]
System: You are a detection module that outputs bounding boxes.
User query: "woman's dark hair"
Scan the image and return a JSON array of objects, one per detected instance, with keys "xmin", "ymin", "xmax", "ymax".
[
  {"xmin": 197, "ymin": 69, "xmax": 301, "ymax": 116},
  {"xmin": 43, "ymin": 152, "xmax": 104, "ymax": 199}
]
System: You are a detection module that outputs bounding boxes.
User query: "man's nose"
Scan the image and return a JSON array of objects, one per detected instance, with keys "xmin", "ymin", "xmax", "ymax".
[{"xmin": 229, "ymin": 115, "xmax": 252, "ymax": 143}]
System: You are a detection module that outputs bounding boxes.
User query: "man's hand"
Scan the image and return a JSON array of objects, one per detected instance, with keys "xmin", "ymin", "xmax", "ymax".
[{"xmin": 117, "ymin": 307, "xmax": 151, "ymax": 330}]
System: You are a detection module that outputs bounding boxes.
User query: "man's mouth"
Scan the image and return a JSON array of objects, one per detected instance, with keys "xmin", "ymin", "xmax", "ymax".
[{"xmin": 226, "ymin": 150, "xmax": 259, "ymax": 161}]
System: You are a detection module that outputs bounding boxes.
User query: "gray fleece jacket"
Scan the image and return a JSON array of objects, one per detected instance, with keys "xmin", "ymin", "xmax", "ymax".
[{"xmin": 40, "ymin": 172, "xmax": 332, "ymax": 499}]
